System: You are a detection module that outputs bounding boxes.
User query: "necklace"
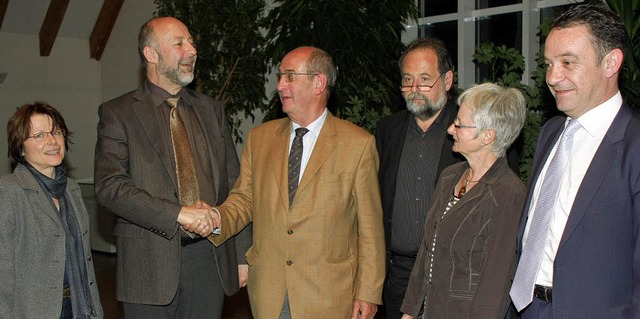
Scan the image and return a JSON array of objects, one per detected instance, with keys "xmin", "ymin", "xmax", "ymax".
[{"xmin": 457, "ymin": 168, "xmax": 479, "ymax": 197}]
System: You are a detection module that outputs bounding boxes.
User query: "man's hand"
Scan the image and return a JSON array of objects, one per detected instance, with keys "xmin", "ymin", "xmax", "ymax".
[
  {"xmin": 238, "ymin": 264, "xmax": 248, "ymax": 288},
  {"xmin": 177, "ymin": 200, "xmax": 216, "ymax": 237},
  {"xmin": 401, "ymin": 314, "xmax": 413, "ymax": 319},
  {"xmin": 351, "ymin": 300, "xmax": 377, "ymax": 319}
]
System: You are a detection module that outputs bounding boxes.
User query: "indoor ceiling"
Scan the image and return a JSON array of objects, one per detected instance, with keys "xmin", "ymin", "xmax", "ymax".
[{"xmin": 0, "ymin": 0, "xmax": 123, "ymax": 60}]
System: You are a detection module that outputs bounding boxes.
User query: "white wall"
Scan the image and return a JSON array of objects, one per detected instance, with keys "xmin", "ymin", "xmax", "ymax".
[
  {"xmin": 101, "ymin": 0, "xmax": 156, "ymax": 102},
  {"xmin": 0, "ymin": 0, "xmax": 269, "ymax": 179},
  {"xmin": 0, "ymin": 0, "xmax": 156, "ymax": 179},
  {"xmin": 0, "ymin": 33, "xmax": 101, "ymax": 179}
]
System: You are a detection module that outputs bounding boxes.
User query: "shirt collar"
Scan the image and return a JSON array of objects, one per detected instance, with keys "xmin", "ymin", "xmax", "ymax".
[
  {"xmin": 145, "ymin": 80, "xmax": 192, "ymax": 108},
  {"xmin": 569, "ymin": 91, "xmax": 622, "ymax": 138},
  {"xmin": 291, "ymin": 108, "xmax": 328, "ymax": 138}
]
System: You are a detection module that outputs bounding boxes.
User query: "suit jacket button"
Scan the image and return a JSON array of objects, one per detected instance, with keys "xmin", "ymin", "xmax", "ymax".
[
  {"xmin": 286, "ymin": 260, "xmax": 293, "ymax": 266},
  {"xmin": 287, "ymin": 229, "xmax": 294, "ymax": 235}
]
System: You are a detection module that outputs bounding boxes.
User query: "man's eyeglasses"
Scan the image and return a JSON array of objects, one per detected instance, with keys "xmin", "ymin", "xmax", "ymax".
[
  {"xmin": 453, "ymin": 124, "xmax": 477, "ymax": 129},
  {"xmin": 400, "ymin": 72, "xmax": 444, "ymax": 92},
  {"xmin": 276, "ymin": 72, "xmax": 319, "ymax": 82},
  {"xmin": 27, "ymin": 129, "xmax": 64, "ymax": 143}
]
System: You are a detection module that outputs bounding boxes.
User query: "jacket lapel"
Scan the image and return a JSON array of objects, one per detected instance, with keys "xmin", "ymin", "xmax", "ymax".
[
  {"xmin": 271, "ymin": 120, "xmax": 293, "ymax": 210},
  {"xmin": 295, "ymin": 114, "xmax": 337, "ymax": 202},
  {"xmin": 189, "ymin": 96, "xmax": 221, "ymax": 200},
  {"xmin": 517, "ymin": 118, "xmax": 565, "ymax": 243},
  {"xmin": 15, "ymin": 165, "xmax": 62, "ymax": 227},
  {"xmin": 130, "ymin": 87, "xmax": 178, "ymax": 190},
  {"xmin": 559, "ymin": 105, "xmax": 630, "ymax": 248}
]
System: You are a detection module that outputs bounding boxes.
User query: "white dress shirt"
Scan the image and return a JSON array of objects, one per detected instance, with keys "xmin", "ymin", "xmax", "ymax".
[{"xmin": 523, "ymin": 91, "xmax": 622, "ymax": 287}]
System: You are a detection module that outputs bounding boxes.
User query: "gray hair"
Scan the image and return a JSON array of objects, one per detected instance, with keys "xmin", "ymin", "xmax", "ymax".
[
  {"xmin": 138, "ymin": 18, "xmax": 157, "ymax": 68},
  {"xmin": 305, "ymin": 47, "xmax": 337, "ymax": 97},
  {"xmin": 457, "ymin": 83, "xmax": 526, "ymax": 157}
]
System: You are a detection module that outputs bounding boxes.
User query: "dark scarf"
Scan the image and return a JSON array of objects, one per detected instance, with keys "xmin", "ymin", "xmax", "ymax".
[{"xmin": 24, "ymin": 163, "xmax": 95, "ymax": 318}]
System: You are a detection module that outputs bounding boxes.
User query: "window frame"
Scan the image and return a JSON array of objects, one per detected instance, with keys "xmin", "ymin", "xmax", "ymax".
[{"xmin": 402, "ymin": 0, "xmax": 583, "ymax": 89}]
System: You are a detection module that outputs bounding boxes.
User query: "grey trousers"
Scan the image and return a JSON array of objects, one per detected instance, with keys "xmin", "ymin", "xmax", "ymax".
[
  {"xmin": 123, "ymin": 239, "xmax": 225, "ymax": 319},
  {"xmin": 279, "ymin": 294, "xmax": 291, "ymax": 319}
]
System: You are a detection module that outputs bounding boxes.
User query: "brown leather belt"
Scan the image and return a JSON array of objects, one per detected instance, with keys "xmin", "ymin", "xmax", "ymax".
[{"xmin": 534, "ymin": 285, "xmax": 552, "ymax": 303}]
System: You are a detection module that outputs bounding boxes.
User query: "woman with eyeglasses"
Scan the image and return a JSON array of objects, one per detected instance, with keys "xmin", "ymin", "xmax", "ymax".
[
  {"xmin": 0, "ymin": 102, "xmax": 103, "ymax": 318},
  {"xmin": 400, "ymin": 83, "xmax": 527, "ymax": 319}
]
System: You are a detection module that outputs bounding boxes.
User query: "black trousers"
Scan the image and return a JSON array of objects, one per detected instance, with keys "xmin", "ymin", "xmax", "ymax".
[
  {"xmin": 60, "ymin": 296, "xmax": 72, "ymax": 319},
  {"xmin": 384, "ymin": 253, "xmax": 417, "ymax": 319}
]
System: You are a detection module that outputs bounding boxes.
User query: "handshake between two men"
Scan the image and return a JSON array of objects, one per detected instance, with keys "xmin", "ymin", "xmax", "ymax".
[{"xmin": 176, "ymin": 200, "xmax": 222, "ymax": 237}]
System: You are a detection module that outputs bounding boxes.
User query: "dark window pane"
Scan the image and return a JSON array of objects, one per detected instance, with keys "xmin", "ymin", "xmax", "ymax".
[
  {"xmin": 419, "ymin": 21, "xmax": 459, "ymax": 73},
  {"xmin": 475, "ymin": 12, "xmax": 522, "ymax": 82},
  {"xmin": 540, "ymin": 3, "xmax": 577, "ymax": 31},
  {"xmin": 420, "ymin": 0, "xmax": 457, "ymax": 17},
  {"xmin": 537, "ymin": 5, "xmax": 572, "ymax": 46},
  {"xmin": 476, "ymin": 0, "xmax": 522, "ymax": 9}
]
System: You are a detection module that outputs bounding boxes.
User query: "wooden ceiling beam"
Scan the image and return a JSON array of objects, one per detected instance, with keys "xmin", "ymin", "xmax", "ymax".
[
  {"xmin": 0, "ymin": 0, "xmax": 9, "ymax": 30},
  {"xmin": 90, "ymin": 0, "xmax": 124, "ymax": 60},
  {"xmin": 39, "ymin": 0, "xmax": 70, "ymax": 56}
]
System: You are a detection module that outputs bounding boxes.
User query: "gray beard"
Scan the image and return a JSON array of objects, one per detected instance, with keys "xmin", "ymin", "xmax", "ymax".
[
  {"xmin": 406, "ymin": 91, "xmax": 447, "ymax": 121},
  {"xmin": 158, "ymin": 55, "xmax": 194, "ymax": 87}
]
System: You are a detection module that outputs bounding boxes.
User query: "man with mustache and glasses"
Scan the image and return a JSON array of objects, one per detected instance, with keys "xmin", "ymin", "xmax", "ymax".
[
  {"xmin": 376, "ymin": 38, "xmax": 519, "ymax": 319},
  {"xmin": 94, "ymin": 17, "xmax": 251, "ymax": 319}
]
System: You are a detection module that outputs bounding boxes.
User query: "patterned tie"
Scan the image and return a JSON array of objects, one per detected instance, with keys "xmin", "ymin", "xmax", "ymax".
[
  {"xmin": 510, "ymin": 119, "xmax": 582, "ymax": 311},
  {"xmin": 168, "ymin": 97, "xmax": 200, "ymax": 237},
  {"xmin": 288, "ymin": 128, "xmax": 309, "ymax": 207}
]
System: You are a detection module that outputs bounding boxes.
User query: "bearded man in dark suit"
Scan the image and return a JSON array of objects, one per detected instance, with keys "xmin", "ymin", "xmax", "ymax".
[{"xmin": 94, "ymin": 17, "xmax": 251, "ymax": 319}]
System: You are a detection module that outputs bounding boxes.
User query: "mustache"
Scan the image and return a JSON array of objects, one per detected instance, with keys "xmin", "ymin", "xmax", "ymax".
[
  {"xmin": 407, "ymin": 92, "xmax": 428, "ymax": 100},
  {"xmin": 180, "ymin": 56, "xmax": 196, "ymax": 65}
]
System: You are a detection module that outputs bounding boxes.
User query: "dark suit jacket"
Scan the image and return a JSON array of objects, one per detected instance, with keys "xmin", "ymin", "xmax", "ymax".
[
  {"xmin": 516, "ymin": 103, "xmax": 640, "ymax": 318},
  {"xmin": 375, "ymin": 101, "xmax": 463, "ymax": 249},
  {"xmin": 94, "ymin": 83, "xmax": 251, "ymax": 305},
  {"xmin": 0, "ymin": 164, "xmax": 103, "ymax": 318}
]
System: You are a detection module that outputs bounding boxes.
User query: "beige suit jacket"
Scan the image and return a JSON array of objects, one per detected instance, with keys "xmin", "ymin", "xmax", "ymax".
[{"xmin": 211, "ymin": 113, "xmax": 385, "ymax": 318}]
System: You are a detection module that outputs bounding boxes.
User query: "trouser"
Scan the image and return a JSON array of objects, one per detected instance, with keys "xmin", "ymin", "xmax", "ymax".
[
  {"xmin": 60, "ymin": 292, "xmax": 72, "ymax": 319},
  {"xmin": 123, "ymin": 239, "xmax": 225, "ymax": 319},
  {"xmin": 521, "ymin": 297, "xmax": 553, "ymax": 319},
  {"xmin": 279, "ymin": 294, "xmax": 292, "ymax": 319},
  {"xmin": 384, "ymin": 253, "xmax": 417, "ymax": 319}
]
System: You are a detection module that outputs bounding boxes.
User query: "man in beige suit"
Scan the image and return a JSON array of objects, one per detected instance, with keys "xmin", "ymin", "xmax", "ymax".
[{"xmin": 209, "ymin": 46, "xmax": 385, "ymax": 319}]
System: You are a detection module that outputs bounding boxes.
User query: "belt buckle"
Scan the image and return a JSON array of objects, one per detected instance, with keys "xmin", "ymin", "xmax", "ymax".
[{"xmin": 63, "ymin": 287, "xmax": 71, "ymax": 298}]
